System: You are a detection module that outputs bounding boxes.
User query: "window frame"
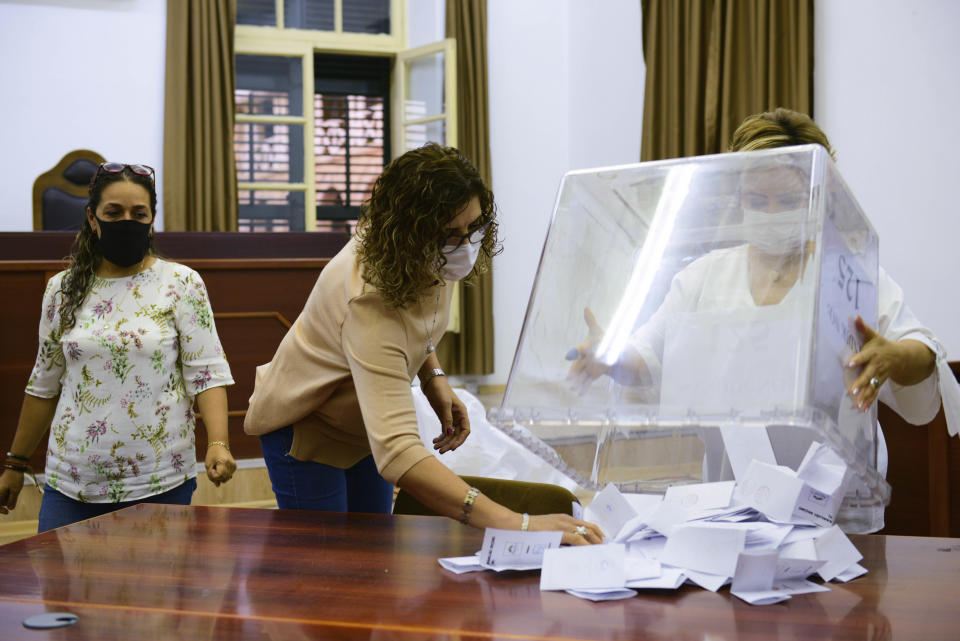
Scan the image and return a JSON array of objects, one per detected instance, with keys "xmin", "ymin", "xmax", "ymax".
[
  {"xmin": 237, "ymin": 0, "xmax": 406, "ymax": 51},
  {"xmin": 235, "ymin": 2, "xmax": 463, "ymax": 330},
  {"xmin": 392, "ymin": 38, "xmax": 458, "ymax": 157},
  {"xmin": 235, "ymin": 0, "xmax": 405, "ymax": 231},
  {"xmin": 314, "ymin": 54, "xmax": 392, "ymax": 224}
]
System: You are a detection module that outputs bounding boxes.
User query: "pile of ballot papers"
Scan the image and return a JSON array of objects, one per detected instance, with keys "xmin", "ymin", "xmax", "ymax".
[{"xmin": 438, "ymin": 442, "xmax": 867, "ymax": 605}]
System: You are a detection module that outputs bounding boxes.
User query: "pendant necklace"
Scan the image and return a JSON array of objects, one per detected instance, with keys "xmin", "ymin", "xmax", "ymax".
[{"xmin": 420, "ymin": 292, "xmax": 441, "ymax": 354}]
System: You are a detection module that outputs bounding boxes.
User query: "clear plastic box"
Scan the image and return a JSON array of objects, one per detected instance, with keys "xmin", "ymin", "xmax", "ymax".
[{"xmin": 489, "ymin": 145, "xmax": 888, "ymax": 528}]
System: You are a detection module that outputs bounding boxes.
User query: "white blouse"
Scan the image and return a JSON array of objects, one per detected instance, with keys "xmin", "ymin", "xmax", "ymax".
[
  {"xmin": 627, "ymin": 244, "xmax": 954, "ymax": 476},
  {"xmin": 26, "ymin": 259, "xmax": 233, "ymax": 503}
]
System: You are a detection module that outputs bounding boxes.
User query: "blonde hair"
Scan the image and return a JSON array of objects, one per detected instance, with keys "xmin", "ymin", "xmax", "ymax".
[{"xmin": 729, "ymin": 108, "xmax": 836, "ymax": 160}]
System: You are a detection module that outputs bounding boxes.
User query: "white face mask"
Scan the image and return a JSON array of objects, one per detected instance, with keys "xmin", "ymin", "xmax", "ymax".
[
  {"xmin": 440, "ymin": 236, "xmax": 482, "ymax": 281},
  {"xmin": 742, "ymin": 207, "xmax": 808, "ymax": 255}
]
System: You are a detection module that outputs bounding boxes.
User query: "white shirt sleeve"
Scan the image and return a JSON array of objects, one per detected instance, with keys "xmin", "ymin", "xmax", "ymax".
[
  {"xmin": 25, "ymin": 272, "xmax": 67, "ymax": 399},
  {"xmin": 876, "ymin": 267, "xmax": 960, "ymax": 434}
]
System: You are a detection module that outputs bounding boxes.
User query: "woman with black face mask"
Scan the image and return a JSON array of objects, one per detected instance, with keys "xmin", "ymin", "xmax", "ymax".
[{"xmin": 0, "ymin": 163, "xmax": 236, "ymax": 531}]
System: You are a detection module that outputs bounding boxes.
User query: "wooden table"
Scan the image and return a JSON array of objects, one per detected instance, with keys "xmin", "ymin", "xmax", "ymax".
[{"xmin": 0, "ymin": 505, "xmax": 957, "ymax": 640}]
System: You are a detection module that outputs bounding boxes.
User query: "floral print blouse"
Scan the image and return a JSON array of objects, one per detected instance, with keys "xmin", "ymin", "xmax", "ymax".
[{"xmin": 26, "ymin": 260, "xmax": 233, "ymax": 503}]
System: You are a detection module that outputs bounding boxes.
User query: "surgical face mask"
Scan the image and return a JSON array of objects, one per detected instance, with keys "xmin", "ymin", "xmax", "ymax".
[
  {"xmin": 95, "ymin": 219, "xmax": 152, "ymax": 267},
  {"xmin": 440, "ymin": 237, "xmax": 481, "ymax": 281},
  {"xmin": 742, "ymin": 207, "xmax": 808, "ymax": 255}
]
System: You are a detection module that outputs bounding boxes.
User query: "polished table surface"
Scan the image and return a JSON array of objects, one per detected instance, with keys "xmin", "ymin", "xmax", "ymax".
[{"xmin": 0, "ymin": 505, "xmax": 957, "ymax": 640}]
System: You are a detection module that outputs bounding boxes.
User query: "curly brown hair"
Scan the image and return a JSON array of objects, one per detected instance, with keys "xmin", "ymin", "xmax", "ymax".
[
  {"xmin": 356, "ymin": 143, "xmax": 500, "ymax": 308},
  {"xmin": 55, "ymin": 167, "xmax": 157, "ymax": 338}
]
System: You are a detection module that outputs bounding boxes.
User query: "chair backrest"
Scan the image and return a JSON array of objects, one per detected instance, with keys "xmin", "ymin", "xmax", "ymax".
[
  {"xmin": 33, "ymin": 150, "xmax": 105, "ymax": 230},
  {"xmin": 393, "ymin": 475, "xmax": 580, "ymax": 517}
]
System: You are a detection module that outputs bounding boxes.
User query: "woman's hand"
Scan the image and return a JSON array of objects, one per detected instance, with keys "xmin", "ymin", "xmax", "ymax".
[
  {"xmin": 527, "ymin": 513, "xmax": 605, "ymax": 545},
  {"xmin": 847, "ymin": 316, "xmax": 936, "ymax": 412},
  {"xmin": 196, "ymin": 387, "xmax": 234, "ymax": 486},
  {"xmin": 205, "ymin": 444, "xmax": 236, "ymax": 487},
  {"xmin": 424, "ymin": 376, "xmax": 471, "ymax": 454},
  {"xmin": 565, "ymin": 308, "xmax": 610, "ymax": 394},
  {"xmin": 0, "ymin": 469, "xmax": 25, "ymax": 514}
]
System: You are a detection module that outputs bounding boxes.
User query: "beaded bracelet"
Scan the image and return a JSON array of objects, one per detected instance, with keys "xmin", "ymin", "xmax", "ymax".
[
  {"xmin": 207, "ymin": 441, "xmax": 230, "ymax": 450},
  {"xmin": 460, "ymin": 486, "xmax": 480, "ymax": 524},
  {"xmin": 521, "ymin": 513, "xmax": 530, "ymax": 531}
]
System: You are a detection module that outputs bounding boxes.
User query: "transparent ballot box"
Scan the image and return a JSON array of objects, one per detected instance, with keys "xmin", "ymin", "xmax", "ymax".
[{"xmin": 489, "ymin": 145, "xmax": 889, "ymax": 522}]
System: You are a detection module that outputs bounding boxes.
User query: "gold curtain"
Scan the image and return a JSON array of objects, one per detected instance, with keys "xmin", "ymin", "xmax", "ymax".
[
  {"xmin": 163, "ymin": 0, "xmax": 238, "ymax": 230},
  {"xmin": 437, "ymin": 0, "xmax": 495, "ymax": 375},
  {"xmin": 640, "ymin": 0, "xmax": 813, "ymax": 161}
]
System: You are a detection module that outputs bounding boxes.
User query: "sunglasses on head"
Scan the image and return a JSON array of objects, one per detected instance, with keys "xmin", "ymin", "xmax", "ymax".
[{"xmin": 96, "ymin": 162, "xmax": 156, "ymax": 182}]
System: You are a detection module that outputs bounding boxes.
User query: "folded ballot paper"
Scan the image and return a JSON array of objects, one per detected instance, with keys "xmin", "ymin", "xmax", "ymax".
[
  {"xmin": 438, "ymin": 442, "xmax": 867, "ymax": 605},
  {"xmin": 735, "ymin": 443, "xmax": 849, "ymax": 527},
  {"xmin": 438, "ymin": 528, "xmax": 563, "ymax": 574}
]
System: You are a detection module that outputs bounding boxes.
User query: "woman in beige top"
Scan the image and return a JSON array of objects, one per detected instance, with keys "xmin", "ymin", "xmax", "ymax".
[{"xmin": 246, "ymin": 144, "xmax": 602, "ymax": 544}]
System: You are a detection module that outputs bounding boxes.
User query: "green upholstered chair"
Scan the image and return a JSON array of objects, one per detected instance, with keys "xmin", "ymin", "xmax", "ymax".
[{"xmin": 393, "ymin": 475, "xmax": 580, "ymax": 517}]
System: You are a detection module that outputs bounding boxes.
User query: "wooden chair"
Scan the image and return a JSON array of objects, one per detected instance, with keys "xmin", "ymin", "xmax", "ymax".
[
  {"xmin": 393, "ymin": 476, "xmax": 580, "ymax": 517},
  {"xmin": 32, "ymin": 149, "xmax": 105, "ymax": 230}
]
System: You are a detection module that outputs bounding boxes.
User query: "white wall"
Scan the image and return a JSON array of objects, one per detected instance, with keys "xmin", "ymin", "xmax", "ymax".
[
  {"xmin": 815, "ymin": 0, "xmax": 960, "ymax": 358},
  {"xmin": 567, "ymin": 2, "xmax": 644, "ymax": 171},
  {"xmin": 406, "ymin": 0, "xmax": 444, "ymax": 49},
  {"xmin": 0, "ymin": 0, "xmax": 166, "ymax": 230},
  {"xmin": 485, "ymin": 0, "xmax": 644, "ymax": 384}
]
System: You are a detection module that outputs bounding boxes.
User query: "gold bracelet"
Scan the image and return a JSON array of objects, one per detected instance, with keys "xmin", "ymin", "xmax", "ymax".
[
  {"xmin": 207, "ymin": 441, "xmax": 230, "ymax": 450},
  {"xmin": 460, "ymin": 486, "xmax": 480, "ymax": 524}
]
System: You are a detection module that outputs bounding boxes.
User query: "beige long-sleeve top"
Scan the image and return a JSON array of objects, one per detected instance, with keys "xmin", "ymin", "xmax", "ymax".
[{"xmin": 244, "ymin": 237, "xmax": 454, "ymax": 484}]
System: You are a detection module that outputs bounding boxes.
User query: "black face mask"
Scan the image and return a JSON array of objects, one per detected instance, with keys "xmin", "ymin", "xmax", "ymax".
[{"xmin": 95, "ymin": 219, "xmax": 152, "ymax": 267}]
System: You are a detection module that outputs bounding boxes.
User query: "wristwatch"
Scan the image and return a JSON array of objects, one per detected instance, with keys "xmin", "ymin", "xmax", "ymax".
[{"xmin": 420, "ymin": 368, "xmax": 446, "ymax": 391}]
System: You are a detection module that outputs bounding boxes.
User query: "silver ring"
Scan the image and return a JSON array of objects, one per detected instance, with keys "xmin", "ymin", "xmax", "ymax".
[
  {"xmin": 574, "ymin": 525, "xmax": 588, "ymax": 537},
  {"xmin": 869, "ymin": 376, "xmax": 881, "ymax": 390}
]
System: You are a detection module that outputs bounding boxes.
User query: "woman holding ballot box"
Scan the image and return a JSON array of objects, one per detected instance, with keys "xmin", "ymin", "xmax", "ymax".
[
  {"xmin": 245, "ymin": 143, "xmax": 602, "ymax": 545},
  {"xmin": 729, "ymin": 109, "xmax": 948, "ymax": 420},
  {"xmin": 567, "ymin": 108, "xmax": 960, "ymax": 532}
]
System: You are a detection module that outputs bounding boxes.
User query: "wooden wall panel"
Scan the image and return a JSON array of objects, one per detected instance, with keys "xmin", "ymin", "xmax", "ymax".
[
  {"xmin": 0, "ymin": 267, "xmax": 57, "ymax": 471},
  {"xmin": 879, "ymin": 361, "xmax": 960, "ymax": 538},
  {"xmin": 952, "ymin": 432, "xmax": 960, "ymax": 537},
  {"xmin": 0, "ymin": 232, "xmax": 346, "ymax": 469},
  {"xmin": 880, "ymin": 403, "xmax": 937, "ymax": 535},
  {"xmin": 196, "ymin": 263, "xmax": 319, "ymax": 320},
  {"xmin": 198, "ymin": 311, "xmax": 303, "ymax": 460}
]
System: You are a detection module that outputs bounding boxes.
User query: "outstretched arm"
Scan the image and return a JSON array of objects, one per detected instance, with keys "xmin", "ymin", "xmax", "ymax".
[
  {"xmin": 846, "ymin": 316, "xmax": 936, "ymax": 412},
  {"xmin": 566, "ymin": 308, "xmax": 652, "ymax": 393},
  {"xmin": 397, "ymin": 456, "xmax": 604, "ymax": 545}
]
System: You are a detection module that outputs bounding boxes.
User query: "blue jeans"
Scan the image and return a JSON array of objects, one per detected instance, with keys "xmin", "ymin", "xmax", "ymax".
[
  {"xmin": 259, "ymin": 425, "xmax": 393, "ymax": 513},
  {"xmin": 37, "ymin": 478, "xmax": 197, "ymax": 533}
]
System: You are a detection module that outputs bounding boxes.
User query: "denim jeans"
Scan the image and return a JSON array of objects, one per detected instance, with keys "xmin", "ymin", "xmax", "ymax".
[
  {"xmin": 37, "ymin": 477, "xmax": 197, "ymax": 533},
  {"xmin": 259, "ymin": 425, "xmax": 393, "ymax": 513}
]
